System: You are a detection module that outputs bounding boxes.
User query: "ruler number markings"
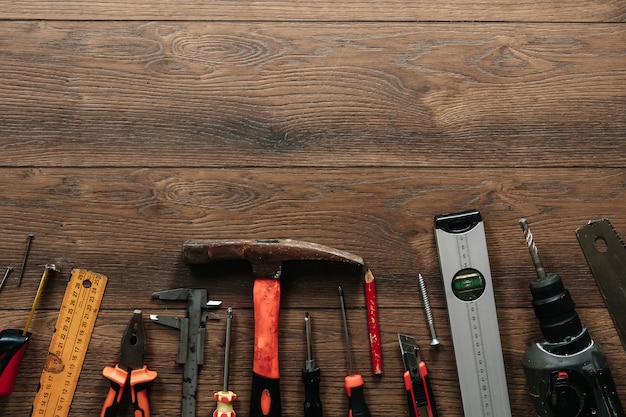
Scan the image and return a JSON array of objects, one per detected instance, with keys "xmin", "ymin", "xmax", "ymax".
[
  {"xmin": 31, "ymin": 270, "xmax": 107, "ymax": 417},
  {"xmin": 459, "ymin": 234, "xmax": 494, "ymax": 417}
]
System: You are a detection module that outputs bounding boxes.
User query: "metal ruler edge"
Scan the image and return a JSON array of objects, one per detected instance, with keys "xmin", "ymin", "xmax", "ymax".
[{"xmin": 31, "ymin": 269, "xmax": 108, "ymax": 417}]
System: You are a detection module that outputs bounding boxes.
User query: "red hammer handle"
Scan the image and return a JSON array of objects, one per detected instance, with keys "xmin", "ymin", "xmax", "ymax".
[{"xmin": 251, "ymin": 278, "xmax": 281, "ymax": 417}]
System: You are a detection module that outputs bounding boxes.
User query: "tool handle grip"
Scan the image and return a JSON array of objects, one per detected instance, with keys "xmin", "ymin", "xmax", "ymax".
[
  {"xmin": 252, "ymin": 279, "xmax": 281, "ymax": 378},
  {"xmin": 303, "ymin": 368, "xmax": 323, "ymax": 417},
  {"xmin": 597, "ymin": 368, "xmax": 626, "ymax": 417},
  {"xmin": 130, "ymin": 366, "xmax": 157, "ymax": 417},
  {"xmin": 0, "ymin": 329, "xmax": 30, "ymax": 396},
  {"xmin": 420, "ymin": 362, "xmax": 438, "ymax": 417},
  {"xmin": 345, "ymin": 375, "xmax": 371, "ymax": 417},
  {"xmin": 403, "ymin": 370, "xmax": 418, "ymax": 417},
  {"xmin": 101, "ymin": 365, "xmax": 128, "ymax": 417},
  {"xmin": 214, "ymin": 390, "xmax": 237, "ymax": 417},
  {"xmin": 250, "ymin": 372, "xmax": 281, "ymax": 417}
]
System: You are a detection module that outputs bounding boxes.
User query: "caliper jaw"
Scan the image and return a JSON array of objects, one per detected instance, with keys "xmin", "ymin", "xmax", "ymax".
[{"xmin": 150, "ymin": 288, "xmax": 221, "ymax": 416}]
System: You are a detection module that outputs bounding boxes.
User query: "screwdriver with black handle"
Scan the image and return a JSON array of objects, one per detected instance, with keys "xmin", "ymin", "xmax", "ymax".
[
  {"xmin": 303, "ymin": 312, "xmax": 323, "ymax": 417},
  {"xmin": 338, "ymin": 286, "xmax": 371, "ymax": 417},
  {"xmin": 0, "ymin": 265, "xmax": 58, "ymax": 396}
]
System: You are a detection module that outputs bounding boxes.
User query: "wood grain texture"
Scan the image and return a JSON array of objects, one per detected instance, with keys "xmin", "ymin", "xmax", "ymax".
[
  {"xmin": 0, "ymin": 22, "xmax": 624, "ymax": 168},
  {"xmin": 0, "ymin": 167, "xmax": 624, "ymax": 416},
  {"xmin": 0, "ymin": 0, "xmax": 624, "ymax": 414},
  {"xmin": 0, "ymin": 0, "xmax": 624, "ymax": 22}
]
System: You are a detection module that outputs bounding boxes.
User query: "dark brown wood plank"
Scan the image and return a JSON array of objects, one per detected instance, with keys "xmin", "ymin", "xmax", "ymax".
[
  {"xmin": 0, "ymin": 22, "xmax": 624, "ymax": 168},
  {"xmin": 0, "ymin": 0, "xmax": 623, "ymax": 22},
  {"xmin": 0, "ymin": 167, "xmax": 623, "ymax": 307},
  {"xmin": 0, "ymin": 167, "xmax": 624, "ymax": 415}
]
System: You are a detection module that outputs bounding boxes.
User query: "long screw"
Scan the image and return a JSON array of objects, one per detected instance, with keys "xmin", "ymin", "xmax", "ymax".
[
  {"xmin": 519, "ymin": 218, "xmax": 547, "ymax": 280},
  {"xmin": 17, "ymin": 234, "xmax": 34, "ymax": 287},
  {"xmin": 418, "ymin": 274, "xmax": 440, "ymax": 346}
]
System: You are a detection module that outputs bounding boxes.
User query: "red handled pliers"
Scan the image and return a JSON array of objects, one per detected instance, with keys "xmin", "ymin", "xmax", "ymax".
[{"xmin": 101, "ymin": 310, "xmax": 157, "ymax": 417}]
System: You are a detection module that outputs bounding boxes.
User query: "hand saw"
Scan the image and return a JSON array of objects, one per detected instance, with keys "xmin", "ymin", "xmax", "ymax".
[{"xmin": 576, "ymin": 219, "xmax": 626, "ymax": 353}]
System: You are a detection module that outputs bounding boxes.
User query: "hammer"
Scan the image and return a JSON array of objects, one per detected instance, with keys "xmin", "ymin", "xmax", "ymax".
[{"xmin": 183, "ymin": 238, "xmax": 375, "ymax": 417}]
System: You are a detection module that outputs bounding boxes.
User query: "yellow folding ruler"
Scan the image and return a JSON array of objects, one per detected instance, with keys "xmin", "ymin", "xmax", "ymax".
[{"xmin": 31, "ymin": 269, "xmax": 108, "ymax": 417}]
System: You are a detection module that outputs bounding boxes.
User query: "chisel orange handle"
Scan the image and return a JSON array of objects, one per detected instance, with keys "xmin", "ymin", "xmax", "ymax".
[
  {"xmin": 130, "ymin": 366, "xmax": 158, "ymax": 417},
  {"xmin": 250, "ymin": 278, "xmax": 281, "ymax": 417},
  {"xmin": 0, "ymin": 329, "xmax": 30, "ymax": 396}
]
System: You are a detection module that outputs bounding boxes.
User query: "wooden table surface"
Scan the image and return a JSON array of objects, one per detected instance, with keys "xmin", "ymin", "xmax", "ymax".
[{"xmin": 0, "ymin": 0, "xmax": 624, "ymax": 415}]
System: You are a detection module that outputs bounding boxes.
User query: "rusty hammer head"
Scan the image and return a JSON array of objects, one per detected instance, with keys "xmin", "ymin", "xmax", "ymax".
[{"xmin": 182, "ymin": 238, "xmax": 366, "ymax": 277}]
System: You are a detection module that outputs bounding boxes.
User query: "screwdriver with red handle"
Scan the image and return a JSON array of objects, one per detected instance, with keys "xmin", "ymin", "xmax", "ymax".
[
  {"xmin": 338, "ymin": 286, "xmax": 371, "ymax": 417},
  {"xmin": 0, "ymin": 264, "xmax": 58, "ymax": 396}
]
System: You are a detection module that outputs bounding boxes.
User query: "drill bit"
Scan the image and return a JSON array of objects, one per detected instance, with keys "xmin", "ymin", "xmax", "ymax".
[{"xmin": 519, "ymin": 218, "xmax": 547, "ymax": 280}]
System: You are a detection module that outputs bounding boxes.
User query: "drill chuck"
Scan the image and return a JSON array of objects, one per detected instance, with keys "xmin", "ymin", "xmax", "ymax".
[{"xmin": 529, "ymin": 272, "xmax": 590, "ymax": 355}]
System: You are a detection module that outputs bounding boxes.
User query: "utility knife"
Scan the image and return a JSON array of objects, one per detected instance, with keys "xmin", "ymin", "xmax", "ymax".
[{"xmin": 398, "ymin": 333, "xmax": 438, "ymax": 417}]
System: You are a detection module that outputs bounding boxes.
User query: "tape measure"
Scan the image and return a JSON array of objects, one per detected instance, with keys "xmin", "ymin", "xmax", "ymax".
[
  {"xmin": 434, "ymin": 210, "xmax": 511, "ymax": 417},
  {"xmin": 31, "ymin": 269, "xmax": 108, "ymax": 417}
]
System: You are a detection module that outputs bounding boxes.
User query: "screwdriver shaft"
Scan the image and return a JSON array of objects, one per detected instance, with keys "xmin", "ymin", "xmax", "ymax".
[
  {"xmin": 23, "ymin": 264, "xmax": 58, "ymax": 336},
  {"xmin": 223, "ymin": 307, "xmax": 232, "ymax": 391},
  {"xmin": 305, "ymin": 312, "xmax": 314, "ymax": 370},
  {"xmin": 214, "ymin": 307, "xmax": 236, "ymax": 417},
  {"xmin": 338, "ymin": 286, "xmax": 354, "ymax": 376},
  {"xmin": 338, "ymin": 286, "xmax": 371, "ymax": 417},
  {"xmin": 303, "ymin": 312, "xmax": 323, "ymax": 417}
]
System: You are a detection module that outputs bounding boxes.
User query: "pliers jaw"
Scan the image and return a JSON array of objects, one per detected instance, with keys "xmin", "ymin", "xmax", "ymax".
[
  {"xmin": 119, "ymin": 310, "xmax": 147, "ymax": 371},
  {"xmin": 101, "ymin": 310, "xmax": 157, "ymax": 417}
]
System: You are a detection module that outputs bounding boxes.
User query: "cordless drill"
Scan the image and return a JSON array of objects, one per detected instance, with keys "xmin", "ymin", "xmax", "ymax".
[{"xmin": 519, "ymin": 219, "xmax": 625, "ymax": 417}]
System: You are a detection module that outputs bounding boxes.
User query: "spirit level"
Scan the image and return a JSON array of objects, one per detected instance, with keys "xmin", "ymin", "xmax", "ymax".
[{"xmin": 434, "ymin": 210, "xmax": 511, "ymax": 417}]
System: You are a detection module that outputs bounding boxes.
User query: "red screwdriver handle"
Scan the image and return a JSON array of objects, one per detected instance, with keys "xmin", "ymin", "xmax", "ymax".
[
  {"xmin": 0, "ymin": 329, "xmax": 31, "ymax": 396},
  {"xmin": 344, "ymin": 374, "xmax": 371, "ymax": 417}
]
